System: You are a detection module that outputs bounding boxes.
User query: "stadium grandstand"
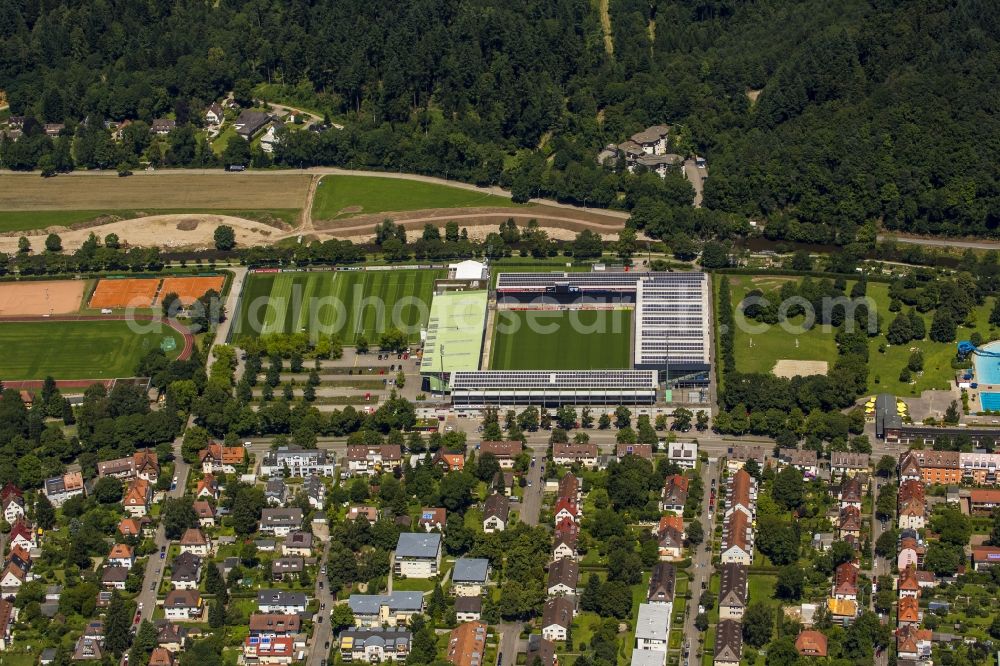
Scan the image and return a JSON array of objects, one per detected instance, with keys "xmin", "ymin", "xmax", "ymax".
[{"xmin": 450, "ymin": 370, "xmax": 659, "ymax": 407}]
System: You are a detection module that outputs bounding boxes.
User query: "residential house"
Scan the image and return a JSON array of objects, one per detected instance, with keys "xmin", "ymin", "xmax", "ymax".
[
  {"xmin": 259, "ymin": 508, "xmax": 303, "ymax": 537},
  {"xmin": 971, "ymin": 545, "xmax": 1000, "ymax": 570},
  {"xmin": 257, "ymin": 590, "xmax": 308, "ymax": 615},
  {"xmin": 0, "ymin": 599, "xmax": 15, "ymax": 650},
  {"xmin": 558, "ymin": 474, "xmax": 580, "ymax": 501},
  {"xmin": 98, "ymin": 450, "xmax": 159, "ymax": 482},
  {"xmin": 838, "ymin": 477, "xmax": 863, "ymax": 510},
  {"xmin": 249, "ymin": 613, "xmax": 301, "ymax": 637},
  {"xmin": 898, "ymin": 596, "xmax": 921, "ymax": 626},
  {"xmin": 155, "ymin": 621, "xmax": 189, "ymax": 652},
  {"xmin": 667, "ymin": 441, "xmax": 697, "ymax": 469},
  {"xmin": 479, "ymin": 441, "xmax": 523, "ymax": 468},
  {"xmin": 541, "ymin": 597, "xmax": 574, "ymax": 641},
  {"xmin": 163, "ymin": 590, "xmax": 203, "ymax": 621},
  {"xmin": 233, "ymin": 110, "xmax": 273, "ymax": 139},
  {"xmin": 629, "ymin": 125, "xmax": 670, "ymax": 154},
  {"xmin": 718, "ymin": 564, "xmax": 747, "ymax": 620},
  {"xmin": 898, "ymin": 565, "xmax": 921, "ymax": 599},
  {"xmin": 283, "ymin": 531, "xmax": 313, "ymax": 557},
  {"xmin": 896, "ymin": 625, "xmax": 932, "ymax": 662},
  {"xmin": 205, "ymin": 103, "xmax": 224, "ymax": 125},
  {"xmin": 179, "ymin": 528, "xmax": 211, "ymax": 557},
  {"xmin": 149, "ymin": 648, "xmax": 175, "ymax": 666},
  {"xmin": 151, "ymin": 119, "xmax": 176, "ymax": 135},
  {"xmin": 726, "ymin": 445, "xmax": 766, "ymax": 472},
  {"xmin": 526, "ymin": 636, "xmax": 557, "ymax": 666},
  {"xmin": 8, "ymin": 520, "xmax": 35, "ymax": 551},
  {"xmin": 118, "ymin": 517, "xmax": 143, "ymax": 537},
  {"xmin": 393, "ymin": 533, "xmax": 442, "ymax": 578},
  {"xmin": 659, "ymin": 475, "xmax": 689, "ymax": 514},
  {"xmin": 265, "ymin": 477, "xmax": 287, "ymax": 506},
  {"xmin": 905, "ymin": 450, "xmax": 961, "ymax": 485},
  {"xmin": 837, "ymin": 507, "xmax": 862, "ymax": 542},
  {"xmin": 108, "ymin": 543, "xmax": 135, "ymax": 568},
  {"xmin": 170, "ymin": 552, "xmax": 202, "ymax": 590},
  {"xmin": 546, "ymin": 558, "xmax": 579, "ymax": 597},
  {"xmin": 2, "ymin": 493, "xmax": 24, "ymax": 524},
  {"xmin": 348, "ymin": 593, "xmax": 424, "ymax": 628},
  {"xmin": 898, "ymin": 452, "xmax": 922, "ymax": 482},
  {"xmin": 832, "ymin": 562, "xmax": 858, "ymax": 601},
  {"xmin": 552, "ymin": 443, "xmax": 598, "ymax": 467},
  {"xmin": 794, "ymin": 630, "xmax": 828, "ymax": 657},
  {"xmin": 897, "ymin": 537, "xmax": 923, "ymax": 571},
  {"xmin": 713, "ymin": 619, "xmax": 743, "ymax": 666},
  {"xmin": 100, "ymin": 566, "xmax": 128, "ymax": 590},
  {"xmin": 418, "ymin": 507, "xmax": 447, "ymax": 532},
  {"xmin": 339, "ymin": 628, "xmax": 411, "ymax": 663},
  {"xmin": 482, "ymin": 494, "xmax": 510, "ymax": 533},
  {"xmin": 654, "ymin": 515, "xmax": 684, "ymax": 538},
  {"xmin": 196, "ymin": 474, "xmax": 220, "ymax": 500},
  {"xmin": 720, "ymin": 511, "xmax": 752, "ymax": 565},
  {"xmin": 123, "ymin": 478, "xmax": 152, "ymax": 517},
  {"xmin": 436, "ymin": 451, "xmax": 466, "ymax": 472},
  {"xmin": 657, "ymin": 524, "xmax": 684, "ymax": 561},
  {"xmin": 778, "ymin": 448, "xmax": 819, "ymax": 478},
  {"xmin": 73, "ymin": 636, "xmax": 104, "ymax": 661},
  {"xmin": 243, "ymin": 635, "xmax": 294, "ymax": 664},
  {"xmin": 553, "ymin": 498, "xmax": 580, "ymax": 524},
  {"xmin": 647, "ymin": 562, "xmax": 676, "ymax": 606},
  {"xmin": 193, "ymin": 501, "xmax": 216, "ymax": 527},
  {"xmin": 726, "ymin": 469, "xmax": 755, "ymax": 519},
  {"xmin": 260, "ymin": 446, "xmax": 336, "ymax": 477},
  {"xmin": 344, "ymin": 444, "xmax": 403, "ymax": 477},
  {"xmin": 898, "ymin": 500, "xmax": 926, "ymax": 530},
  {"xmin": 970, "ymin": 488, "xmax": 1000, "ymax": 515},
  {"xmin": 616, "ymin": 443, "xmax": 653, "ymax": 461},
  {"xmin": 552, "ymin": 527, "xmax": 579, "ymax": 561},
  {"xmin": 305, "ymin": 474, "xmax": 326, "ymax": 509},
  {"xmin": 199, "ymin": 443, "xmax": 245, "ymax": 474},
  {"xmin": 271, "ymin": 557, "xmax": 304, "ymax": 582},
  {"xmin": 452, "ymin": 558, "xmax": 490, "ymax": 597},
  {"xmin": 347, "ymin": 506, "xmax": 380, "ymax": 523},
  {"xmin": 634, "ymin": 603, "xmax": 670, "ymax": 652},
  {"xmin": 455, "ymin": 596, "xmax": 483, "ymax": 623},
  {"xmin": 446, "ymin": 621, "xmax": 487, "ymax": 666},
  {"xmin": 830, "ymin": 452, "xmax": 870, "ymax": 478},
  {"xmin": 43, "ymin": 471, "xmax": 84, "ymax": 507}
]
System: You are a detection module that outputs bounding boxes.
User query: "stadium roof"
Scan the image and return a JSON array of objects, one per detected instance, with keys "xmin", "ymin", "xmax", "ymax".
[
  {"xmin": 451, "ymin": 370, "xmax": 658, "ymax": 390},
  {"xmin": 634, "ymin": 274, "xmax": 710, "ymax": 367},
  {"xmin": 420, "ymin": 290, "xmax": 488, "ymax": 375}
]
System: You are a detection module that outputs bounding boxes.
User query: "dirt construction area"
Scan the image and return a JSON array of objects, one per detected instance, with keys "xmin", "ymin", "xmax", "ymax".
[
  {"xmin": 773, "ymin": 359, "xmax": 829, "ymax": 378},
  {"xmin": 156, "ymin": 276, "xmax": 225, "ymax": 305},
  {"xmin": 89, "ymin": 278, "xmax": 161, "ymax": 309},
  {"xmin": 0, "ymin": 280, "xmax": 84, "ymax": 315}
]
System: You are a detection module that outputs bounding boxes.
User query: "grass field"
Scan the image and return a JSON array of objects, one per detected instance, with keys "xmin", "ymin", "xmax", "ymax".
[
  {"xmin": 490, "ymin": 262, "xmax": 591, "ymax": 288},
  {"xmin": 0, "ymin": 320, "xmax": 184, "ymax": 380},
  {"xmin": 720, "ymin": 274, "xmax": 998, "ymax": 396},
  {"xmin": 232, "ymin": 269, "xmax": 443, "ymax": 344},
  {"xmin": 491, "ymin": 309, "xmax": 632, "ymax": 370},
  {"xmin": 311, "ymin": 175, "xmax": 518, "ymax": 220}
]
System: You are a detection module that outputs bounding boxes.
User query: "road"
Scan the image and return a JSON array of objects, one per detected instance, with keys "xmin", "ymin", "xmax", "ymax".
[
  {"xmin": 135, "ymin": 437, "xmax": 192, "ymax": 622},
  {"xmin": 876, "ymin": 232, "xmax": 1000, "ymax": 250},
  {"xmin": 307, "ymin": 540, "xmax": 335, "ymax": 666},
  {"xmin": 497, "ymin": 444, "xmax": 545, "ymax": 666},
  {"xmin": 682, "ymin": 458, "xmax": 718, "ymax": 663},
  {"xmin": 683, "ymin": 159, "xmax": 708, "ymax": 208}
]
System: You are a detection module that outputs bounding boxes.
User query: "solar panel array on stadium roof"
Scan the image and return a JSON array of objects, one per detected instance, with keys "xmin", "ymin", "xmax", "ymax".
[
  {"xmin": 634, "ymin": 274, "xmax": 710, "ymax": 366},
  {"xmin": 450, "ymin": 370, "xmax": 658, "ymax": 390}
]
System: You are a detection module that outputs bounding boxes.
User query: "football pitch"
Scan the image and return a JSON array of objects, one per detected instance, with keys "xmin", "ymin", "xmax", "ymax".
[
  {"xmin": 490, "ymin": 309, "xmax": 632, "ymax": 370},
  {"xmin": 232, "ymin": 269, "xmax": 444, "ymax": 343},
  {"xmin": 0, "ymin": 320, "xmax": 184, "ymax": 380}
]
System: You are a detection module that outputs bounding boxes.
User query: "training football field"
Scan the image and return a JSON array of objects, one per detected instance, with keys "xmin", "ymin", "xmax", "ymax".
[
  {"xmin": 490, "ymin": 309, "xmax": 632, "ymax": 370},
  {"xmin": 232, "ymin": 269, "xmax": 443, "ymax": 344},
  {"xmin": 0, "ymin": 320, "xmax": 184, "ymax": 380}
]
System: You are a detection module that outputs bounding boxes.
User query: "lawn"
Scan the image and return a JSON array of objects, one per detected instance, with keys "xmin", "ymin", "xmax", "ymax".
[
  {"xmin": 0, "ymin": 320, "xmax": 184, "ymax": 379},
  {"xmin": 0, "ymin": 208, "xmax": 300, "ymax": 233},
  {"xmin": 311, "ymin": 175, "xmax": 518, "ymax": 220},
  {"xmin": 231, "ymin": 269, "xmax": 443, "ymax": 344},
  {"xmin": 747, "ymin": 574, "xmax": 776, "ymax": 605},
  {"xmin": 720, "ymin": 274, "xmax": 997, "ymax": 396},
  {"xmin": 490, "ymin": 309, "xmax": 632, "ymax": 370}
]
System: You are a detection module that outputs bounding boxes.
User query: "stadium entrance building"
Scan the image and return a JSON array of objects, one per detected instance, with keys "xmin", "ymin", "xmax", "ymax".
[{"xmin": 450, "ymin": 370, "xmax": 659, "ymax": 408}]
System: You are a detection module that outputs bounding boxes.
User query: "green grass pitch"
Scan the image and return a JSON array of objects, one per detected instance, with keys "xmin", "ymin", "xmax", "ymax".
[
  {"xmin": 232, "ymin": 269, "xmax": 444, "ymax": 344},
  {"xmin": 490, "ymin": 309, "xmax": 632, "ymax": 370},
  {"xmin": 311, "ymin": 175, "xmax": 518, "ymax": 220},
  {"xmin": 0, "ymin": 320, "xmax": 184, "ymax": 380}
]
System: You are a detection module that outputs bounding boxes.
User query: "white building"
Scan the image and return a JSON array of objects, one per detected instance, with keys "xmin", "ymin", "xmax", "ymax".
[
  {"xmin": 393, "ymin": 533, "xmax": 442, "ymax": 578},
  {"xmin": 667, "ymin": 441, "xmax": 698, "ymax": 469}
]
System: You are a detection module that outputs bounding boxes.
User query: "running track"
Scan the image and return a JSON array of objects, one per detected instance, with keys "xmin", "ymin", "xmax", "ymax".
[{"xmin": 0, "ymin": 314, "xmax": 195, "ymax": 391}]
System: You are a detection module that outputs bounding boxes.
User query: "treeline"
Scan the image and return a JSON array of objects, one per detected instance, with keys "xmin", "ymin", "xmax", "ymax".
[
  {"xmin": 5, "ymin": 0, "xmax": 999, "ymax": 240},
  {"xmin": 0, "ymin": 233, "xmax": 164, "ymax": 276}
]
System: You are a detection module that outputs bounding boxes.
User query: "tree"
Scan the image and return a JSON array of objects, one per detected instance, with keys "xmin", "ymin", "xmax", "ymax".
[
  {"xmin": 105, "ymin": 591, "xmax": 132, "ymax": 656},
  {"xmin": 331, "ymin": 604, "xmax": 355, "ymax": 633},
  {"xmin": 886, "ymin": 313, "xmax": 913, "ymax": 345},
  {"xmin": 875, "ymin": 484, "xmax": 896, "ymax": 521},
  {"xmin": 772, "ymin": 466, "xmax": 805, "ymax": 511},
  {"xmin": 231, "ymin": 484, "xmax": 267, "ymax": 536},
  {"xmin": 129, "ymin": 620, "xmax": 158, "ymax": 666},
  {"xmin": 742, "ymin": 602, "xmax": 774, "ymax": 648},
  {"xmin": 775, "ymin": 565, "xmax": 804, "ymax": 600},
  {"xmin": 875, "ymin": 529, "xmax": 898, "ymax": 558},
  {"xmin": 205, "ymin": 558, "xmax": 228, "ymax": 601},
  {"xmin": 875, "ymin": 455, "xmax": 896, "ymax": 477},
  {"xmin": 598, "ymin": 413, "xmax": 611, "ymax": 429},
  {"xmin": 671, "ymin": 407, "xmax": 693, "ymax": 431},
  {"xmin": 476, "ymin": 453, "xmax": 501, "ymax": 484},
  {"xmin": 924, "ymin": 542, "xmax": 961, "ymax": 576},
  {"xmin": 223, "ymin": 135, "xmax": 251, "ymax": 167},
  {"xmin": 162, "ymin": 497, "xmax": 196, "ymax": 539},
  {"xmin": 35, "ymin": 494, "xmax": 55, "ymax": 530},
  {"xmin": 93, "ymin": 476, "xmax": 124, "ymax": 503},
  {"xmin": 694, "ymin": 613, "xmax": 709, "ymax": 631},
  {"xmin": 44, "ymin": 233, "xmax": 62, "ymax": 252},
  {"xmin": 930, "ymin": 308, "xmax": 957, "ymax": 342},
  {"xmin": 439, "ymin": 472, "xmax": 477, "ymax": 512},
  {"xmin": 614, "ymin": 406, "xmax": 631, "ymax": 429},
  {"xmin": 356, "ymin": 336, "xmax": 369, "ymax": 354},
  {"xmin": 743, "ymin": 457, "xmax": 761, "ymax": 479},
  {"xmin": 17, "ymin": 237, "xmax": 29, "ymax": 254},
  {"xmin": 615, "ymin": 228, "xmax": 637, "ymax": 262},
  {"xmin": 944, "ymin": 400, "xmax": 960, "ymax": 425},
  {"xmin": 209, "ymin": 599, "xmax": 226, "ymax": 627},
  {"xmin": 214, "ymin": 225, "xmax": 236, "ymax": 251},
  {"xmin": 686, "ymin": 520, "xmax": 704, "ymax": 546},
  {"xmin": 161, "ymin": 291, "xmax": 182, "ymax": 318},
  {"xmin": 580, "ymin": 573, "xmax": 601, "ymax": 612}
]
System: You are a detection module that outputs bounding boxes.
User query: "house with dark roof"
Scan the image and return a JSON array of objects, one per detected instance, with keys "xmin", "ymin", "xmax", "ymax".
[
  {"xmin": 714, "ymin": 619, "xmax": 743, "ymax": 666},
  {"xmin": 259, "ymin": 508, "xmax": 303, "ymax": 537},
  {"xmin": 546, "ymin": 558, "xmax": 579, "ymax": 597},
  {"xmin": 455, "ymin": 596, "xmax": 483, "ymax": 622},
  {"xmin": 339, "ymin": 628, "xmax": 411, "ymax": 662},
  {"xmin": 163, "ymin": 590, "xmax": 202, "ymax": 621},
  {"xmin": 233, "ymin": 110, "xmax": 274, "ymax": 139},
  {"xmin": 526, "ymin": 635, "xmax": 557, "ymax": 666},
  {"xmin": 719, "ymin": 563, "xmax": 747, "ymax": 620},
  {"xmin": 170, "ymin": 552, "xmax": 202, "ymax": 590},
  {"xmin": 479, "ymin": 441, "xmax": 523, "ymax": 468},
  {"xmin": 541, "ymin": 597, "xmax": 574, "ymax": 641},
  {"xmin": 348, "ymin": 592, "xmax": 424, "ymax": 627},
  {"xmin": 394, "ymin": 533, "xmax": 442, "ymax": 578},
  {"xmin": 552, "ymin": 443, "xmax": 598, "ymax": 467},
  {"xmin": 452, "ymin": 558, "xmax": 490, "ymax": 597},
  {"xmin": 647, "ymin": 562, "xmax": 675, "ymax": 606},
  {"xmin": 482, "ymin": 494, "xmax": 510, "ymax": 533},
  {"xmin": 616, "ymin": 443, "xmax": 653, "ymax": 461}
]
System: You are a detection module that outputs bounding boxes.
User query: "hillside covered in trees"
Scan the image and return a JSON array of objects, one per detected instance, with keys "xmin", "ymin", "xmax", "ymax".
[{"xmin": 2, "ymin": 0, "xmax": 999, "ymax": 242}]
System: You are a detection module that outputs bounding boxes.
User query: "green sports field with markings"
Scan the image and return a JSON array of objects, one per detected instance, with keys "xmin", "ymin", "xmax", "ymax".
[
  {"xmin": 490, "ymin": 309, "xmax": 632, "ymax": 370},
  {"xmin": 232, "ymin": 269, "xmax": 444, "ymax": 343},
  {"xmin": 0, "ymin": 320, "xmax": 184, "ymax": 380}
]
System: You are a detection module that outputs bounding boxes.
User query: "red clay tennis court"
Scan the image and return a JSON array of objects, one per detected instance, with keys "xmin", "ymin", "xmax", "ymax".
[
  {"xmin": 89, "ymin": 278, "xmax": 161, "ymax": 309},
  {"xmin": 0, "ymin": 280, "xmax": 84, "ymax": 315},
  {"xmin": 156, "ymin": 276, "xmax": 225, "ymax": 306}
]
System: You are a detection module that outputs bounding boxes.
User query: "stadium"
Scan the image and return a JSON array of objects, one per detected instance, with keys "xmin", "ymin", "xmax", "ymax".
[{"xmin": 419, "ymin": 263, "xmax": 712, "ymax": 407}]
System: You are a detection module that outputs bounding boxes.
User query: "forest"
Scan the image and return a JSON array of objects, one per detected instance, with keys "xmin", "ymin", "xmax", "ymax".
[{"xmin": 2, "ymin": 0, "xmax": 1000, "ymax": 241}]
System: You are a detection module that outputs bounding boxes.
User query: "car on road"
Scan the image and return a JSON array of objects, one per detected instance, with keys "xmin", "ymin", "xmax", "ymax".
[
  {"xmin": 150, "ymin": 582, "xmax": 156, "ymax": 590},
  {"xmin": 244, "ymin": 441, "xmax": 252, "ymax": 448},
  {"xmin": 317, "ymin": 615, "xmax": 323, "ymax": 623}
]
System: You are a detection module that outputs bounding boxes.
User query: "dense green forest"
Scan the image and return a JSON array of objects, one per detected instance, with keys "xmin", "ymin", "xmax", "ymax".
[{"xmin": 2, "ymin": 0, "xmax": 1000, "ymax": 242}]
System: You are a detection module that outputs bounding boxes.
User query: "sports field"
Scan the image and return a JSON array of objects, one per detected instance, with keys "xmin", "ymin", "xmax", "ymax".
[
  {"xmin": 157, "ymin": 276, "xmax": 225, "ymax": 305},
  {"xmin": 0, "ymin": 320, "xmax": 184, "ymax": 380},
  {"xmin": 232, "ymin": 269, "xmax": 443, "ymax": 343},
  {"xmin": 491, "ymin": 309, "xmax": 632, "ymax": 370},
  {"xmin": 89, "ymin": 278, "xmax": 161, "ymax": 309},
  {"xmin": 311, "ymin": 175, "xmax": 518, "ymax": 220},
  {"xmin": 0, "ymin": 280, "xmax": 84, "ymax": 315}
]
